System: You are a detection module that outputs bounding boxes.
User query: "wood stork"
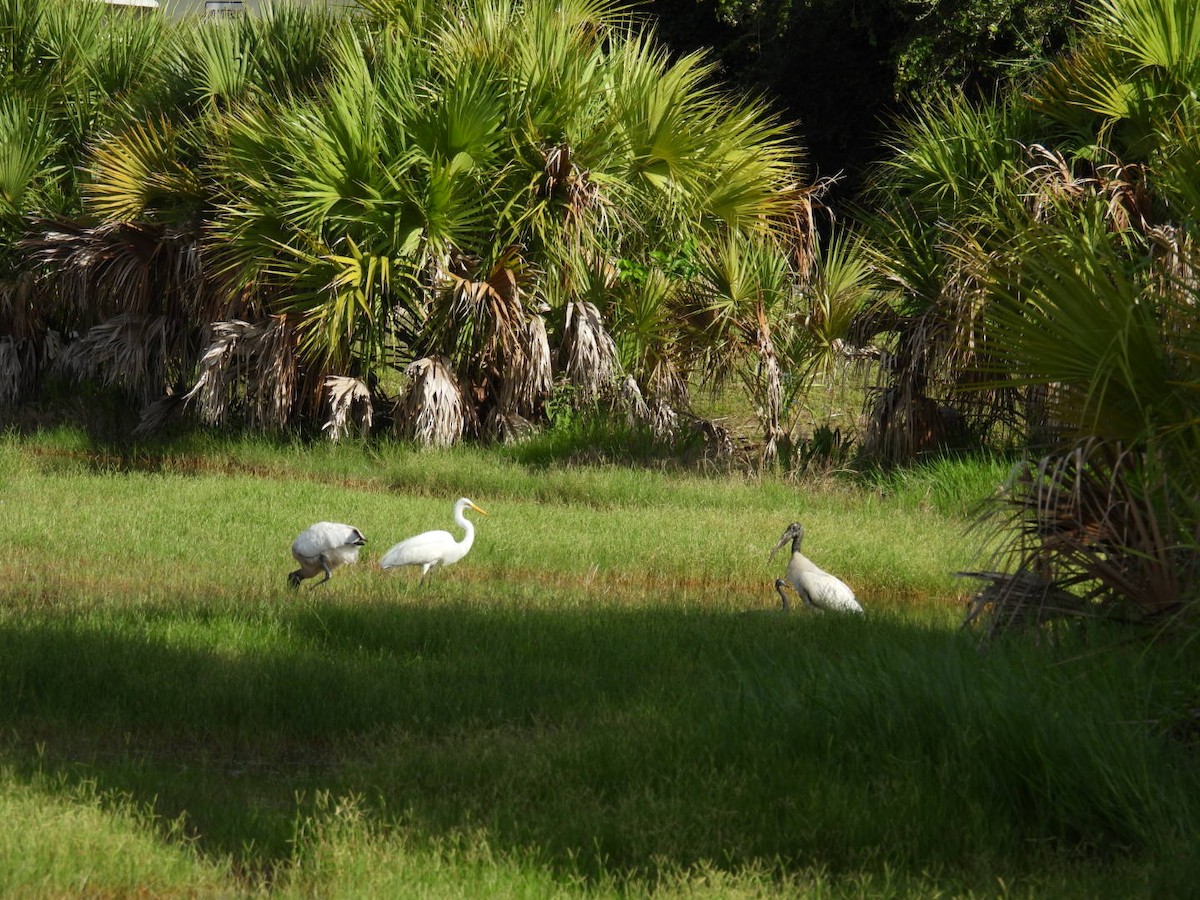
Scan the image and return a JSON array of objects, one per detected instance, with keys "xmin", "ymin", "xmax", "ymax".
[
  {"xmin": 380, "ymin": 497, "xmax": 488, "ymax": 580},
  {"xmin": 770, "ymin": 522, "xmax": 863, "ymax": 614},
  {"xmin": 289, "ymin": 522, "xmax": 367, "ymax": 588}
]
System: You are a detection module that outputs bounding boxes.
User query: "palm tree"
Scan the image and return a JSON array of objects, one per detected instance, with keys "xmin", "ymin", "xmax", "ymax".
[
  {"xmin": 930, "ymin": 0, "xmax": 1200, "ymax": 633},
  {"xmin": 3, "ymin": 0, "xmax": 816, "ymax": 448},
  {"xmin": 964, "ymin": 204, "xmax": 1200, "ymax": 633},
  {"xmin": 683, "ymin": 231, "xmax": 795, "ymax": 467},
  {"xmin": 856, "ymin": 92, "xmax": 1044, "ymax": 463}
]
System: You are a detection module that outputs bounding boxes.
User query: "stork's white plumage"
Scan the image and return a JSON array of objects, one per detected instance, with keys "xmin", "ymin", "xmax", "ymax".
[
  {"xmin": 770, "ymin": 522, "xmax": 863, "ymax": 614},
  {"xmin": 380, "ymin": 497, "xmax": 488, "ymax": 579},
  {"xmin": 289, "ymin": 522, "xmax": 367, "ymax": 588}
]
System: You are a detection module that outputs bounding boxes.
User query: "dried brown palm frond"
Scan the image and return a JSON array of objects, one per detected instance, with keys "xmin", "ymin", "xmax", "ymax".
[
  {"xmin": 773, "ymin": 176, "xmax": 838, "ymax": 280},
  {"xmin": 244, "ymin": 316, "xmax": 298, "ymax": 431},
  {"xmin": 860, "ymin": 233, "xmax": 1017, "ymax": 464},
  {"xmin": 620, "ymin": 374, "xmax": 681, "ymax": 443},
  {"xmin": 1148, "ymin": 227, "xmax": 1200, "ymax": 360},
  {"xmin": 961, "ymin": 568, "xmax": 1089, "ymax": 640},
  {"xmin": 132, "ymin": 393, "xmax": 186, "ymax": 437},
  {"xmin": 483, "ymin": 407, "xmax": 536, "ymax": 444},
  {"xmin": 542, "ymin": 143, "xmax": 573, "ymax": 198},
  {"xmin": 560, "ymin": 299, "xmax": 619, "ymax": 403},
  {"xmin": 322, "ymin": 375, "xmax": 373, "ymax": 442},
  {"xmin": 429, "ymin": 248, "xmax": 532, "ymax": 418},
  {"xmin": 861, "ymin": 309, "xmax": 957, "ymax": 463},
  {"xmin": 58, "ymin": 312, "xmax": 189, "ymax": 405},
  {"xmin": 40, "ymin": 330, "xmax": 66, "ymax": 369},
  {"xmin": 1022, "ymin": 143, "xmax": 1096, "ymax": 220},
  {"xmin": 497, "ymin": 312, "xmax": 552, "ymax": 420},
  {"xmin": 1149, "ymin": 226, "xmax": 1200, "ymax": 304},
  {"xmin": 620, "ymin": 374, "xmax": 651, "ymax": 426},
  {"xmin": 183, "ymin": 317, "xmax": 299, "ymax": 430},
  {"xmin": 649, "ymin": 397, "xmax": 679, "ymax": 442},
  {"xmin": 0, "ymin": 337, "xmax": 20, "ymax": 405},
  {"xmin": 183, "ymin": 319, "xmax": 259, "ymax": 425},
  {"xmin": 863, "ymin": 384, "xmax": 951, "ymax": 464},
  {"xmin": 396, "ymin": 356, "xmax": 465, "ymax": 448},
  {"xmin": 0, "ymin": 271, "xmax": 37, "ymax": 341},
  {"xmin": 540, "ymin": 142, "xmax": 610, "ymax": 236},
  {"xmin": 754, "ymin": 310, "xmax": 786, "ymax": 468},
  {"xmin": 21, "ymin": 220, "xmax": 211, "ymax": 326},
  {"xmin": 0, "ymin": 328, "xmax": 62, "ymax": 406},
  {"xmin": 1096, "ymin": 159, "xmax": 1152, "ymax": 235},
  {"xmin": 964, "ymin": 438, "xmax": 1195, "ymax": 638}
]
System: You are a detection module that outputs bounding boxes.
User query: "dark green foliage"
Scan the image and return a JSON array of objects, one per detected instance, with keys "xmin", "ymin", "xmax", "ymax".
[{"xmin": 646, "ymin": 0, "xmax": 1080, "ymax": 189}]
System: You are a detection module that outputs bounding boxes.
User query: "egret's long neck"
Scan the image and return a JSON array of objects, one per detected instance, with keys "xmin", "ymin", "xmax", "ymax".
[{"xmin": 455, "ymin": 508, "xmax": 475, "ymax": 550}]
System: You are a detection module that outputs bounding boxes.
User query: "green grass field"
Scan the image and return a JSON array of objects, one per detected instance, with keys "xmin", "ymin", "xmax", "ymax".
[{"xmin": 0, "ymin": 429, "xmax": 1196, "ymax": 897}]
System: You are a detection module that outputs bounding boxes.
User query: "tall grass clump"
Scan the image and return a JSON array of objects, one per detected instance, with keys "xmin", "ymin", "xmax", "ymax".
[{"xmin": 722, "ymin": 618, "xmax": 1200, "ymax": 870}]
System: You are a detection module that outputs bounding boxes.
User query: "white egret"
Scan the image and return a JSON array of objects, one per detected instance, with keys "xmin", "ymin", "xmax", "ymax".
[
  {"xmin": 770, "ymin": 522, "xmax": 863, "ymax": 614},
  {"xmin": 289, "ymin": 522, "xmax": 367, "ymax": 588},
  {"xmin": 380, "ymin": 497, "xmax": 489, "ymax": 580}
]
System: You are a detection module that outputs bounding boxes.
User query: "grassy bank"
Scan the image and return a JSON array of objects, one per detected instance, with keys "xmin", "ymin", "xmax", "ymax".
[{"xmin": 0, "ymin": 430, "xmax": 1195, "ymax": 897}]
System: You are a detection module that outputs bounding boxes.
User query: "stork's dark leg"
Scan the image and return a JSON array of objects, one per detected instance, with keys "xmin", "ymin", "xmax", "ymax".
[
  {"xmin": 311, "ymin": 558, "xmax": 333, "ymax": 588},
  {"xmin": 774, "ymin": 578, "xmax": 791, "ymax": 612}
]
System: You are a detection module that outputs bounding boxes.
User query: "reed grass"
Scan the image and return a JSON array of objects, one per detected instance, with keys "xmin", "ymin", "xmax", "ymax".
[{"xmin": 0, "ymin": 429, "xmax": 1195, "ymax": 897}]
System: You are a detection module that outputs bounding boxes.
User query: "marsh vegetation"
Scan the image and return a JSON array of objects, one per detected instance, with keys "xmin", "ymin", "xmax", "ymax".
[{"xmin": 1, "ymin": 432, "xmax": 1198, "ymax": 896}]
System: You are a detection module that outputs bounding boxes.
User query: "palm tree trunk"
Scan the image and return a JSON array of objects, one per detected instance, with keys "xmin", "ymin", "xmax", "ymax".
[{"xmin": 757, "ymin": 305, "xmax": 786, "ymax": 468}]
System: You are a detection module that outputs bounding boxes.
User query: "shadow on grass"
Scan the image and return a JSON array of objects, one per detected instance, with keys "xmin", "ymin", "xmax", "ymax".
[{"xmin": 0, "ymin": 597, "xmax": 1196, "ymax": 889}]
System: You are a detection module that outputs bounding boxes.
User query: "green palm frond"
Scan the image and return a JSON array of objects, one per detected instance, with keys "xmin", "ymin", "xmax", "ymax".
[
  {"xmin": 267, "ymin": 234, "xmax": 417, "ymax": 373},
  {"xmin": 405, "ymin": 61, "xmax": 506, "ymax": 171},
  {"xmin": 983, "ymin": 212, "xmax": 1177, "ymax": 444},
  {"xmin": 355, "ymin": 0, "xmax": 445, "ymax": 35},
  {"xmin": 81, "ymin": 1, "xmax": 174, "ymax": 103},
  {"xmin": 86, "ymin": 118, "xmax": 203, "ymax": 224},
  {"xmin": 688, "ymin": 230, "xmax": 789, "ymax": 353},
  {"xmin": 242, "ymin": 1, "xmax": 341, "ymax": 101},
  {"xmin": 607, "ymin": 38, "xmax": 722, "ymax": 194},
  {"xmin": 0, "ymin": 96, "xmax": 60, "ymax": 218},
  {"xmin": 611, "ymin": 268, "xmax": 686, "ymax": 402},
  {"xmin": 1032, "ymin": 0, "xmax": 1200, "ymax": 156},
  {"xmin": 184, "ymin": 17, "xmax": 253, "ymax": 112},
  {"xmin": 872, "ymin": 93, "xmax": 1031, "ymax": 219},
  {"xmin": 790, "ymin": 233, "xmax": 879, "ymax": 380},
  {"xmin": 1095, "ymin": 0, "xmax": 1200, "ymax": 75},
  {"xmin": 687, "ymin": 231, "xmax": 792, "ymax": 463}
]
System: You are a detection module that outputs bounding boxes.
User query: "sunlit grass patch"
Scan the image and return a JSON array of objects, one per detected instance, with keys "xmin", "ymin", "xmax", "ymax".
[{"xmin": 0, "ymin": 765, "xmax": 233, "ymax": 896}]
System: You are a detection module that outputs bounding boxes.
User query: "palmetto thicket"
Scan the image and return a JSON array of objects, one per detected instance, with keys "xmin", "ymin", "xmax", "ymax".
[
  {"xmin": 860, "ymin": 0, "xmax": 1200, "ymax": 632},
  {"xmin": 0, "ymin": 0, "xmax": 828, "ymax": 456}
]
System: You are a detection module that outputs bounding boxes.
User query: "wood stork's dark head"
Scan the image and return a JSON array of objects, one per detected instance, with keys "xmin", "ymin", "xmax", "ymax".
[{"xmin": 770, "ymin": 522, "xmax": 805, "ymax": 560}]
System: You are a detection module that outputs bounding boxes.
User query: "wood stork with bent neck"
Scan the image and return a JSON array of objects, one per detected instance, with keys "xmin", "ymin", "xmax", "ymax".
[
  {"xmin": 770, "ymin": 522, "xmax": 863, "ymax": 614},
  {"xmin": 289, "ymin": 522, "xmax": 367, "ymax": 588}
]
